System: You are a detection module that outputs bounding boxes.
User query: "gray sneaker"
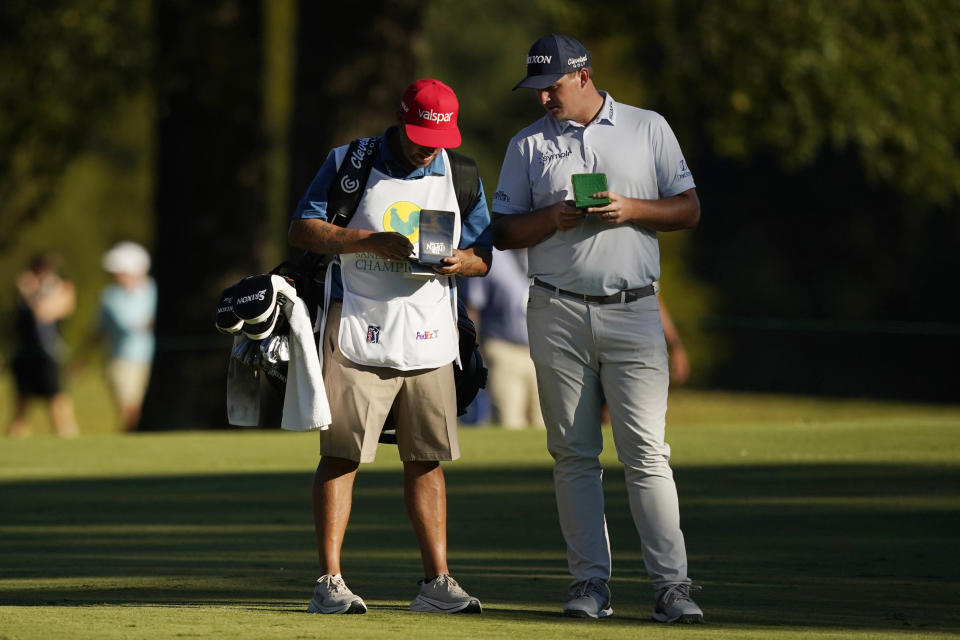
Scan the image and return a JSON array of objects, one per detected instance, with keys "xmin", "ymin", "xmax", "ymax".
[
  {"xmin": 652, "ymin": 583, "xmax": 703, "ymax": 623},
  {"xmin": 307, "ymin": 574, "xmax": 367, "ymax": 614},
  {"xmin": 563, "ymin": 577, "xmax": 613, "ymax": 619},
  {"xmin": 409, "ymin": 574, "xmax": 482, "ymax": 613}
]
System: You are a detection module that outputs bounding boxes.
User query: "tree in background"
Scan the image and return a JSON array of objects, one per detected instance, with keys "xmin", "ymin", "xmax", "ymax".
[
  {"xmin": 140, "ymin": 0, "xmax": 424, "ymax": 429},
  {"xmin": 138, "ymin": 0, "xmax": 267, "ymax": 429},
  {"xmin": 288, "ymin": 1, "xmax": 424, "ymax": 211},
  {"xmin": 0, "ymin": 0, "xmax": 152, "ymax": 360},
  {"xmin": 422, "ymin": 0, "xmax": 960, "ymax": 400},
  {"xmin": 598, "ymin": 0, "xmax": 960, "ymax": 399},
  {"xmin": 0, "ymin": 0, "xmax": 148, "ymax": 251},
  {"xmin": 4, "ymin": 0, "xmax": 959, "ymax": 429}
]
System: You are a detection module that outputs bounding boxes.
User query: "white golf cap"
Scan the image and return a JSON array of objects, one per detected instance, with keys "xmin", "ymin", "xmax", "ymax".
[{"xmin": 102, "ymin": 241, "xmax": 151, "ymax": 276}]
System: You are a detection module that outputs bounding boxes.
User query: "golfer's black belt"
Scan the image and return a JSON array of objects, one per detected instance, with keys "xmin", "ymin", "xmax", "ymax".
[{"xmin": 533, "ymin": 278, "xmax": 656, "ymax": 305}]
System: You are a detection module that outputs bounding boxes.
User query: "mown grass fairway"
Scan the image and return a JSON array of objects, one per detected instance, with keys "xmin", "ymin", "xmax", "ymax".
[{"xmin": 1, "ymin": 390, "xmax": 958, "ymax": 639}]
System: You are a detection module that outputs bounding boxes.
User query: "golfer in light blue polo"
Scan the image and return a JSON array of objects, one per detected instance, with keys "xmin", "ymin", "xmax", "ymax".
[{"xmin": 491, "ymin": 34, "xmax": 704, "ymax": 624}]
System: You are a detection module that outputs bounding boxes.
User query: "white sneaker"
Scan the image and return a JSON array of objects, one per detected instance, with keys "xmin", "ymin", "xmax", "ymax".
[
  {"xmin": 563, "ymin": 578, "xmax": 613, "ymax": 619},
  {"xmin": 409, "ymin": 574, "xmax": 482, "ymax": 613},
  {"xmin": 307, "ymin": 574, "xmax": 367, "ymax": 614},
  {"xmin": 652, "ymin": 583, "xmax": 703, "ymax": 623}
]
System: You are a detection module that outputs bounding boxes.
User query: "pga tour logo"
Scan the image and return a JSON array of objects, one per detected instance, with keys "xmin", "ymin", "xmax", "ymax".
[
  {"xmin": 418, "ymin": 108, "xmax": 454, "ymax": 124},
  {"xmin": 366, "ymin": 325, "xmax": 381, "ymax": 344}
]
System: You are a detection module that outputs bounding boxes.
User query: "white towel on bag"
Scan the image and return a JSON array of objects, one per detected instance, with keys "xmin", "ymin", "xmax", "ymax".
[{"xmin": 225, "ymin": 275, "xmax": 331, "ymax": 431}]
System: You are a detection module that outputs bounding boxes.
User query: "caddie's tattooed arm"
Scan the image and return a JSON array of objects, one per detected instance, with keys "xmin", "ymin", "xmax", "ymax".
[
  {"xmin": 288, "ymin": 218, "xmax": 412, "ymax": 260},
  {"xmin": 288, "ymin": 218, "xmax": 354, "ymax": 255}
]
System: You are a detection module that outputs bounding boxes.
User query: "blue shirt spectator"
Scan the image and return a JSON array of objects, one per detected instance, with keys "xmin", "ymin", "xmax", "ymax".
[
  {"xmin": 460, "ymin": 248, "xmax": 531, "ymax": 346},
  {"xmin": 100, "ymin": 277, "xmax": 157, "ymax": 363}
]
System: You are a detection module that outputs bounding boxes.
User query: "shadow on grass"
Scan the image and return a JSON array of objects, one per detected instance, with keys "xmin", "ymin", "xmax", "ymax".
[{"xmin": 1, "ymin": 463, "xmax": 957, "ymax": 632}]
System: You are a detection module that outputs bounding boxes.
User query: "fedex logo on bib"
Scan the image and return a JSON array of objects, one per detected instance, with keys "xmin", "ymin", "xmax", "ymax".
[{"xmin": 383, "ymin": 201, "xmax": 421, "ymax": 244}]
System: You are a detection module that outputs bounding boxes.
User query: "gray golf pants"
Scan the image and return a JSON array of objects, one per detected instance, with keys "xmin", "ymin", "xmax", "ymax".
[{"xmin": 526, "ymin": 285, "xmax": 689, "ymax": 590}]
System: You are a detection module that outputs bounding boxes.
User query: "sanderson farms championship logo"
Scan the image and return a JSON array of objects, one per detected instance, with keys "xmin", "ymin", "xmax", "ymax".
[{"xmin": 383, "ymin": 201, "xmax": 420, "ymax": 245}]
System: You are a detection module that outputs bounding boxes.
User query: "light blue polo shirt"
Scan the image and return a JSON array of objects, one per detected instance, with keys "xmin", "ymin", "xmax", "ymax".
[
  {"xmin": 100, "ymin": 278, "xmax": 157, "ymax": 363},
  {"xmin": 493, "ymin": 92, "xmax": 695, "ymax": 296},
  {"xmin": 460, "ymin": 248, "xmax": 531, "ymax": 346}
]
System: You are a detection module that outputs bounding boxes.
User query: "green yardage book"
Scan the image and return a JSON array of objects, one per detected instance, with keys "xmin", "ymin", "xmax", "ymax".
[{"xmin": 572, "ymin": 173, "xmax": 611, "ymax": 208}]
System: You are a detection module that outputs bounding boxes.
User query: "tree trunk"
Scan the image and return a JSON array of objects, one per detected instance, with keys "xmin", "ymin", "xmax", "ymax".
[
  {"xmin": 288, "ymin": 1, "xmax": 423, "ymax": 211},
  {"xmin": 141, "ymin": 0, "xmax": 266, "ymax": 429},
  {"xmin": 142, "ymin": 1, "xmax": 424, "ymax": 429}
]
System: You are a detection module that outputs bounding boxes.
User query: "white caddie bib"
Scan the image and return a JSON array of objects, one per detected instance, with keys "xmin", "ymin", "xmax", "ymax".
[{"xmin": 336, "ymin": 151, "xmax": 461, "ymax": 370}]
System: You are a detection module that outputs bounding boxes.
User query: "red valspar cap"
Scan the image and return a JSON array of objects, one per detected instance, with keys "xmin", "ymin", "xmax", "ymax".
[{"xmin": 399, "ymin": 78, "xmax": 461, "ymax": 148}]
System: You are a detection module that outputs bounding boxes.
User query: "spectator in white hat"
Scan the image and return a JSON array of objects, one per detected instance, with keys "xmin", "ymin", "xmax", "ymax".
[{"xmin": 100, "ymin": 241, "xmax": 157, "ymax": 431}]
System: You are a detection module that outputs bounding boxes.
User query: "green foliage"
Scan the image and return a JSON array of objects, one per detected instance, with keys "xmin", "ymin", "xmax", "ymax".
[
  {"xmin": 421, "ymin": 2, "xmax": 719, "ymax": 380},
  {"xmin": 423, "ymin": 0, "xmax": 960, "ymax": 392},
  {"xmin": 0, "ymin": 0, "xmax": 151, "ymax": 245},
  {"xmin": 0, "ymin": 1, "xmax": 153, "ymax": 359},
  {"xmin": 5, "ymin": 0, "xmax": 958, "ymax": 404},
  {"xmin": 565, "ymin": 0, "xmax": 960, "ymax": 206}
]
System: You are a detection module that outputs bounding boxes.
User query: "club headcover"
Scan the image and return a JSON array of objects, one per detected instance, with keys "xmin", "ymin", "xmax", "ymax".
[
  {"xmin": 215, "ymin": 283, "xmax": 244, "ymax": 334},
  {"xmin": 233, "ymin": 274, "xmax": 280, "ymax": 325},
  {"xmin": 241, "ymin": 304, "xmax": 281, "ymax": 340},
  {"xmin": 234, "ymin": 274, "xmax": 299, "ymax": 341},
  {"xmin": 231, "ymin": 274, "xmax": 280, "ymax": 340}
]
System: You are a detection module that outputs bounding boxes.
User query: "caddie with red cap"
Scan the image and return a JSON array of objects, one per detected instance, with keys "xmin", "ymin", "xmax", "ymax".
[
  {"xmin": 287, "ymin": 78, "xmax": 492, "ymax": 616},
  {"xmin": 399, "ymin": 78, "xmax": 462, "ymax": 148}
]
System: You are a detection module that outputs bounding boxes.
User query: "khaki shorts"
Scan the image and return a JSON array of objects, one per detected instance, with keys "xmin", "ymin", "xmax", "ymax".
[
  {"xmin": 319, "ymin": 301, "xmax": 460, "ymax": 463},
  {"xmin": 107, "ymin": 359, "xmax": 151, "ymax": 408}
]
